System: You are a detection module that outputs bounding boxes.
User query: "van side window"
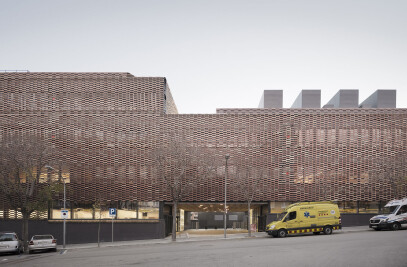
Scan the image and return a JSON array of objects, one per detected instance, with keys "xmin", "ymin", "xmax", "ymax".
[
  {"xmin": 398, "ymin": 205, "xmax": 407, "ymax": 215},
  {"xmin": 288, "ymin": 211, "xmax": 296, "ymax": 220}
]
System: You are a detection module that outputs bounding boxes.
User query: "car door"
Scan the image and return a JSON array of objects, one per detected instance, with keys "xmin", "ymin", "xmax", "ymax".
[
  {"xmin": 284, "ymin": 211, "xmax": 299, "ymax": 230},
  {"xmin": 395, "ymin": 205, "xmax": 407, "ymax": 227}
]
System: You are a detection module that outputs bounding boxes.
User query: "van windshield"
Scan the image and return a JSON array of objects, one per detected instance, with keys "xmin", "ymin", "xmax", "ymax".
[
  {"xmin": 277, "ymin": 212, "xmax": 287, "ymax": 221},
  {"xmin": 382, "ymin": 205, "xmax": 399, "ymax": 215}
]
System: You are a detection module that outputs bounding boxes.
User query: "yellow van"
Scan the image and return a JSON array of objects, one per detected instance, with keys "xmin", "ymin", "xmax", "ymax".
[{"xmin": 266, "ymin": 201, "xmax": 341, "ymax": 238}]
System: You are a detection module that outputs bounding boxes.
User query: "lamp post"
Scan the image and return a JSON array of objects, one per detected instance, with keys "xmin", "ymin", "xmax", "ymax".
[
  {"xmin": 224, "ymin": 154, "xmax": 230, "ymax": 238},
  {"xmin": 46, "ymin": 165, "xmax": 66, "ymax": 249},
  {"xmin": 63, "ymin": 177, "xmax": 66, "ymax": 249}
]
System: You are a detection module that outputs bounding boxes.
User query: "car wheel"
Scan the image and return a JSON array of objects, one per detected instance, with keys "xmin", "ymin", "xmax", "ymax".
[
  {"xmin": 52, "ymin": 248, "xmax": 57, "ymax": 252},
  {"xmin": 323, "ymin": 226, "xmax": 333, "ymax": 235},
  {"xmin": 373, "ymin": 228, "xmax": 381, "ymax": 231},
  {"xmin": 391, "ymin": 223, "xmax": 401, "ymax": 231},
  {"xmin": 29, "ymin": 250, "xmax": 34, "ymax": 254},
  {"xmin": 277, "ymin": 229, "xmax": 287, "ymax": 238},
  {"xmin": 271, "ymin": 232, "xmax": 278, "ymax": 238}
]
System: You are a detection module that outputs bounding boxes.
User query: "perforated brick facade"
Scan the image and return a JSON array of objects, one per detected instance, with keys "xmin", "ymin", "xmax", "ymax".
[{"xmin": 1, "ymin": 73, "xmax": 406, "ymax": 210}]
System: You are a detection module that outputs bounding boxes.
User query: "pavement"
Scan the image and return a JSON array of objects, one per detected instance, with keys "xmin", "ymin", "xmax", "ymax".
[{"xmin": 59, "ymin": 225, "xmax": 370, "ymax": 251}]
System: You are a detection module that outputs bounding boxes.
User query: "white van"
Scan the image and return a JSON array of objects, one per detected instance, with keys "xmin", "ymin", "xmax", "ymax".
[{"xmin": 369, "ymin": 198, "xmax": 407, "ymax": 231}]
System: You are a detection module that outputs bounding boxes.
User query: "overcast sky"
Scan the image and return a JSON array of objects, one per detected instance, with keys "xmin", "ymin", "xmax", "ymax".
[{"xmin": 1, "ymin": 0, "xmax": 406, "ymax": 113}]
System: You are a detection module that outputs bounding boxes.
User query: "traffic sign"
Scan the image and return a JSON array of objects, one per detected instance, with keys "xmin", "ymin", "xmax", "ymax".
[
  {"xmin": 109, "ymin": 208, "xmax": 116, "ymax": 217},
  {"xmin": 61, "ymin": 210, "xmax": 69, "ymax": 219}
]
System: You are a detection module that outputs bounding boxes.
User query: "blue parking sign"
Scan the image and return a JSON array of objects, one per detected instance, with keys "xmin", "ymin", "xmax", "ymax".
[{"xmin": 109, "ymin": 208, "xmax": 116, "ymax": 217}]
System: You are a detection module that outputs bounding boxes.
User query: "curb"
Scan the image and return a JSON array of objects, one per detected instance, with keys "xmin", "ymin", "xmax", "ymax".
[{"xmin": 60, "ymin": 227, "xmax": 370, "ymax": 250}]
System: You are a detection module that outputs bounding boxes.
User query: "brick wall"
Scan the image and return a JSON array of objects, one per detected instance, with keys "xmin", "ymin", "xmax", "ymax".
[{"xmin": 1, "ymin": 73, "xmax": 406, "ymax": 207}]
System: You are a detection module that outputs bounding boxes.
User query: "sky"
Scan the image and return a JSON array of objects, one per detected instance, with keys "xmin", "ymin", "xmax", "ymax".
[{"xmin": 1, "ymin": 0, "xmax": 406, "ymax": 113}]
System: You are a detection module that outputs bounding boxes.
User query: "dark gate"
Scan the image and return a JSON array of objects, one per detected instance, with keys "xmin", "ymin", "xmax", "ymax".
[
  {"xmin": 164, "ymin": 215, "xmax": 173, "ymax": 237},
  {"xmin": 258, "ymin": 215, "xmax": 267, "ymax": 232}
]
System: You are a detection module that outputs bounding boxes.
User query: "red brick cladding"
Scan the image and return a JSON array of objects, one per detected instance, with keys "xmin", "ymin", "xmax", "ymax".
[
  {"xmin": 1, "ymin": 110, "xmax": 406, "ymax": 203},
  {"xmin": 0, "ymin": 73, "xmax": 172, "ymax": 114},
  {"xmin": 0, "ymin": 73, "xmax": 406, "ymax": 204}
]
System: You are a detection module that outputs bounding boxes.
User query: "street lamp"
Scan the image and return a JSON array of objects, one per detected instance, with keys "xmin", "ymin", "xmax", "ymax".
[
  {"xmin": 63, "ymin": 175, "xmax": 66, "ymax": 249},
  {"xmin": 224, "ymin": 154, "xmax": 230, "ymax": 238},
  {"xmin": 47, "ymin": 165, "xmax": 66, "ymax": 249}
]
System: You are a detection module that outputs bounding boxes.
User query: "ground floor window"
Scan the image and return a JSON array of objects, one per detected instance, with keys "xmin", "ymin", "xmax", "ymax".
[
  {"xmin": 358, "ymin": 201, "xmax": 380, "ymax": 213},
  {"xmin": 336, "ymin": 201, "xmax": 358, "ymax": 213},
  {"xmin": 49, "ymin": 200, "xmax": 159, "ymax": 220},
  {"xmin": 269, "ymin": 202, "xmax": 293, "ymax": 213},
  {"xmin": 269, "ymin": 201, "xmax": 381, "ymax": 214}
]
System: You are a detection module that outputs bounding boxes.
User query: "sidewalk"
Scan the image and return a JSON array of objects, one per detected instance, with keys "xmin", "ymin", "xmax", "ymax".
[{"xmin": 61, "ymin": 226, "xmax": 370, "ymax": 251}]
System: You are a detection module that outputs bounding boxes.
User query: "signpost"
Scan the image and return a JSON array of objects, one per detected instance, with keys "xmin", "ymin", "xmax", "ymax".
[
  {"xmin": 109, "ymin": 208, "xmax": 116, "ymax": 243},
  {"xmin": 62, "ymin": 179, "xmax": 66, "ymax": 248}
]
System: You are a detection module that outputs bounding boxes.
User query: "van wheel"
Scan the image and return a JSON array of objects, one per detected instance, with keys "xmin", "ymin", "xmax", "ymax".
[
  {"xmin": 391, "ymin": 223, "xmax": 401, "ymax": 231},
  {"xmin": 323, "ymin": 226, "xmax": 333, "ymax": 235},
  {"xmin": 277, "ymin": 229, "xmax": 287, "ymax": 238},
  {"xmin": 313, "ymin": 232, "xmax": 321, "ymax": 235}
]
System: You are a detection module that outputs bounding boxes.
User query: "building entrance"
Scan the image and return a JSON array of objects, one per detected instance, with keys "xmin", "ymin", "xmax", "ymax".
[{"xmin": 164, "ymin": 202, "xmax": 268, "ymax": 233}]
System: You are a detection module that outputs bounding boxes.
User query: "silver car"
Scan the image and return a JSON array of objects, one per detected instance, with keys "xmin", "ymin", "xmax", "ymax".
[
  {"xmin": 28, "ymin": 235, "xmax": 57, "ymax": 254},
  {"xmin": 0, "ymin": 232, "xmax": 24, "ymax": 255}
]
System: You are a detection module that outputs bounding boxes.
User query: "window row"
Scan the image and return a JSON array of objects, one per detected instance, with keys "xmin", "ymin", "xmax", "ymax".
[{"xmin": 269, "ymin": 201, "xmax": 384, "ymax": 214}]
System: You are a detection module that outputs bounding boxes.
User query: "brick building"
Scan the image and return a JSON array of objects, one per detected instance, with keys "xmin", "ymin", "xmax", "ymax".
[{"xmin": 0, "ymin": 72, "xmax": 406, "ymax": 243}]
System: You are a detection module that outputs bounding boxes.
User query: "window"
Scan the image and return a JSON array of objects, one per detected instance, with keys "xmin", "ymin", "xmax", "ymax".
[
  {"xmin": 337, "ymin": 201, "xmax": 357, "ymax": 213},
  {"xmin": 270, "ymin": 202, "xmax": 293, "ymax": 213},
  {"xmin": 381, "ymin": 205, "xmax": 398, "ymax": 215},
  {"xmin": 117, "ymin": 201, "xmax": 138, "ymax": 219},
  {"xmin": 359, "ymin": 201, "xmax": 379, "ymax": 214},
  {"xmin": 397, "ymin": 205, "xmax": 407, "ymax": 215},
  {"xmin": 136, "ymin": 202, "xmax": 159, "ymax": 219},
  {"xmin": 0, "ymin": 234, "xmax": 17, "ymax": 241},
  {"xmin": 287, "ymin": 211, "xmax": 296, "ymax": 221}
]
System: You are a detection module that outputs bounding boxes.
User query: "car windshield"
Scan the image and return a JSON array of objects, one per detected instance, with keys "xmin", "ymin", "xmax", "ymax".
[
  {"xmin": 33, "ymin": 235, "xmax": 53, "ymax": 240},
  {"xmin": 0, "ymin": 234, "xmax": 16, "ymax": 241},
  {"xmin": 277, "ymin": 212, "xmax": 287, "ymax": 221},
  {"xmin": 382, "ymin": 205, "xmax": 399, "ymax": 215}
]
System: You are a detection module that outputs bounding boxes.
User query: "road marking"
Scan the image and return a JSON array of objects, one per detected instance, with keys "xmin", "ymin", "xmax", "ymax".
[
  {"xmin": 60, "ymin": 249, "xmax": 67, "ymax": 255},
  {"xmin": 2, "ymin": 259, "xmax": 8, "ymax": 261}
]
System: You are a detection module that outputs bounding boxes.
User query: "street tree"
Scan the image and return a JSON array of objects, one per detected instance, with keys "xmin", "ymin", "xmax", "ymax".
[
  {"xmin": 0, "ymin": 135, "xmax": 62, "ymax": 251},
  {"xmin": 371, "ymin": 153, "xmax": 407, "ymax": 200},
  {"xmin": 151, "ymin": 135, "xmax": 217, "ymax": 241},
  {"xmin": 233, "ymin": 160, "xmax": 266, "ymax": 237},
  {"xmin": 92, "ymin": 195, "xmax": 108, "ymax": 248}
]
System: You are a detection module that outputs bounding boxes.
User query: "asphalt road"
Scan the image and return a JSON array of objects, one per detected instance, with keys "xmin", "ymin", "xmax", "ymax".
[{"xmin": 1, "ymin": 229, "xmax": 406, "ymax": 267}]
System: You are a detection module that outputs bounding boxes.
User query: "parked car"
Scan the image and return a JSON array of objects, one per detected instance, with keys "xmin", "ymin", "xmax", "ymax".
[
  {"xmin": 369, "ymin": 197, "xmax": 407, "ymax": 231},
  {"xmin": 0, "ymin": 232, "xmax": 24, "ymax": 255},
  {"xmin": 28, "ymin": 235, "xmax": 57, "ymax": 254}
]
